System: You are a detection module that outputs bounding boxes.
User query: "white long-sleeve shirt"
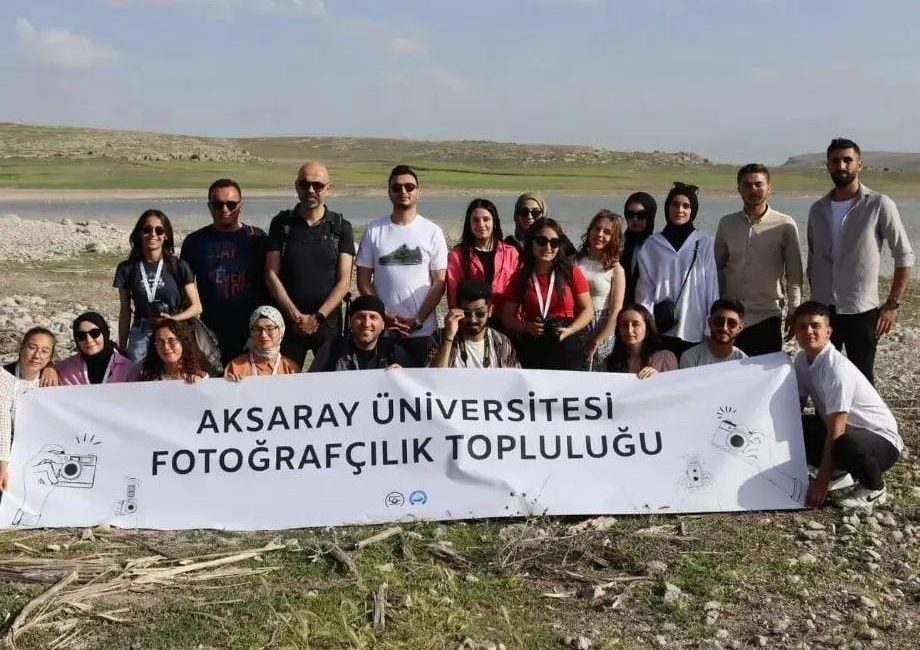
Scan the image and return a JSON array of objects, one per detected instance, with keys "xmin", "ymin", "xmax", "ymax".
[
  {"xmin": 635, "ymin": 230, "xmax": 719, "ymax": 343},
  {"xmin": 1, "ymin": 367, "xmax": 40, "ymax": 462}
]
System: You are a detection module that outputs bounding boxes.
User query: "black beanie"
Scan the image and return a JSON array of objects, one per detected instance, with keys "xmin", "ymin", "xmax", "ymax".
[{"xmin": 349, "ymin": 295, "xmax": 387, "ymax": 319}]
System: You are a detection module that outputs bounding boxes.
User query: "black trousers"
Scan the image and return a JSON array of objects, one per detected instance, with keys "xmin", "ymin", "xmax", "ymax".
[
  {"xmin": 660, "ymin": 336, "xmax": 696, "ymax": 358},
  {"xmin": 517, "ymin": 334, "xmax": 584, "ymax": 370},
  {"xmin": 281, "ymin": 319, "xmax": 339, "ymax": 369},
  {"xmin": 802, "ymin": 414, "xmax": 899, "ymax": 490},
  {"xmin": 735, "ymin": 315, "xmax": 783, "ymax": 357},
  {"xmin": 830, "ymin": 307, "xmax": 877, "ymax": 385},
  {"xmin": 394, "ymin": 336, "xmax": 433, "ymax": 368}
]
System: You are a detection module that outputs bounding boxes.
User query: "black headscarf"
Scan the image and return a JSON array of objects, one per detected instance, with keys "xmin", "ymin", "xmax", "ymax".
[
  {"xmin": 661, "ymin": 182, "xmax": 699, "ymax": 251},
  {"xmin": 622, "ymin": 192, "xmax": 657, "ymax": 270},
  {"xmin": 72, "ymin": 311, "xmax": 115, "ymax": 384}
]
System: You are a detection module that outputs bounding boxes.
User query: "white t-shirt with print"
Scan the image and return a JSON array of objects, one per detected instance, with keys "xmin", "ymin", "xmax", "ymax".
[{"xmin": 356, "ymin": 214, "xmax": 448, "ymax": 337}]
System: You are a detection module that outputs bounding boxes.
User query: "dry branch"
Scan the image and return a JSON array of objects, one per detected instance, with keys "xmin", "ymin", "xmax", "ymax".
[
  {"xmin": 355, "ymin": 526, "xmax": 403, "ymax": 550},
  {"xmin": 5, "ymin": 570, "xmax": 78, "ymax": 648},
  {"xmin": 373, "ymin": 583, "xmax": 388, "ymax": 630}
]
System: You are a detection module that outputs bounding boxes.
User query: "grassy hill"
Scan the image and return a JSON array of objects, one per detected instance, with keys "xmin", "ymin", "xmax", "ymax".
[
  {"xmin": 783, "ymin": 151, "xmax": 920, "ymax": 172},
  {"xmin": 2, "ymin": 122, "xmax": 920, "ymax": 194}
]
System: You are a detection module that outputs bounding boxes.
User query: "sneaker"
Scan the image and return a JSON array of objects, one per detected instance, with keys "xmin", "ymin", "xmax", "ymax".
[
  {"xmin": 833, "ymin": 485, "xmax": 888, "ymax": 510},
  {"xmin": 827, "ymin": 471, "xmax": 855, "ymax": 492}
]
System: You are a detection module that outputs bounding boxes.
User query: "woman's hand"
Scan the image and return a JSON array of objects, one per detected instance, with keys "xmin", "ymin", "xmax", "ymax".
[
  {"xmin": 0, "ymin": 461, "xmax": 9, "ymax": 492},
  {"xmin": 225, "ymin": 372, "xmax": 243, "ymax": 383},
  {"xmin": 523, "ymin": 321, "xmax": 544, "ymax": 337},
  {"xmin": 40, "ymin": 366, "xmax": 60, "ymax": 388},
  {"xmin": 557, "ymin": 326, "xmax": 573, "ymax": 342},
  {"xmin": 637, "ymin": 366, "xmax": 659, "ymax": 380},
  {"xmin": 583, "ymin": 338, "xmax": 600, "ymax": 359}
]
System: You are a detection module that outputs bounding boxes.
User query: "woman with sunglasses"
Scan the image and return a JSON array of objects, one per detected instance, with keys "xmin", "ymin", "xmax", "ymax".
[
  {"xmin": 635, "ymin": 182, "xmax": 718, "ymax": 357},
  {"xmin": 446, "ymin": 199, "xmax": 519, "ymax": 329},
  {"xmin": 55, "ymin": 312, "xmax": 138, "ymax": 385},
  {"xmin": 607, "ymin": 304, "xmax": 678, "ymax": 378},
  {"xmin": 575, "ymin": 210, "xmax": 626, "ymax": 370},
  {"xmin": 1, "ymin": 328, "xmax": 58, "ymax": 492},
  {"xmin": 225, "ymin": 306, "xmax": 300, "ymax": 379},
  {"xmin": 141, "ymin": 320, "xmax": 208, "ymax": 382},
  {"xmin": 504, "ymin": 192, "xmax": 547, "ymax": 253},
  {"xmin": 621, "ymin": 192, "xmax": 657, "ymax": 304},
  {"xmin": 114, "ymin": 209, "xmax": 202, "ymax": 363},
  {"xmin": 501, "ymin": 218, "xmax": 594, "ymax": 369}
]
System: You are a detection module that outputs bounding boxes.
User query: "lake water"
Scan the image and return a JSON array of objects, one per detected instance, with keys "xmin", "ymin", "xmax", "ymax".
[{"xmin": 3, "ymin": 192, "xmax": 917, "ymax": 275}]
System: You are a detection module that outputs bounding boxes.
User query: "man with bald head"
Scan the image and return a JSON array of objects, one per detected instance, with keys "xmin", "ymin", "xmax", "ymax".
[{"xmin": 266, "ymin": 162, "xmax": 356, "ymax": 366}]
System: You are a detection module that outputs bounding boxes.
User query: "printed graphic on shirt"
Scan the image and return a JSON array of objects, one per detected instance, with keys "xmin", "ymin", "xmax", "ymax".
[{"xmin": 379, "ymin": 244, "xmax": 423, "ymax": 266}]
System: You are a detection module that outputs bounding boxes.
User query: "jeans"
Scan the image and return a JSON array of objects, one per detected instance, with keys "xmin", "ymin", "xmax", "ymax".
[{"xmin": 125, "ymin": 320, "xmax": 154, "ymax": 364}]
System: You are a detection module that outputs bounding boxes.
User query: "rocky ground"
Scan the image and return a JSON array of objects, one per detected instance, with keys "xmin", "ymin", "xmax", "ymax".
[{"xmin": 0, "ymin": 220, "xmax": 917, "ymax": 649}]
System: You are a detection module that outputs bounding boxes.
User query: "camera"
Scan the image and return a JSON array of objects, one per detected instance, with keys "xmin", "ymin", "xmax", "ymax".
[
  {"xmin": 541, "ymin": 317, "xmax": 571, "ymax": 343},
  {"xmin": 711, "ymin": 420, "xmax": 763, "ymax": 464},
  {"xmin": 114, "ymin": 478, "xmax": 139, "ymax": 516},
  {"xmin": 150, "ymin": 299, "xmax": 171, "ymax": 316},
  {"xmin": 56, "ymin": 454, "xmax": 97, "ymax": 488}
]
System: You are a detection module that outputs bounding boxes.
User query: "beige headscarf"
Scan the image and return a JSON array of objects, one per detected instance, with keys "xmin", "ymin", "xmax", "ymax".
[
  {"xmin": 513, "ymin": 192, "xmax": 549, "ymax": 241},
  {"xmin": 248, "ymin": 305, "xmax": 285, "ymax": 361}
]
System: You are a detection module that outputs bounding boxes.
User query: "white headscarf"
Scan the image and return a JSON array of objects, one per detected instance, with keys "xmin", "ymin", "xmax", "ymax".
[{"xmin": 248, "ymin": 305, "xmax": 285, "ymax": 361}]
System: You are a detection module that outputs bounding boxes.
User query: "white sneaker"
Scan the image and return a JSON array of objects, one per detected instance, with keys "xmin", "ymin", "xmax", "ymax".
[
  {"xmin": 833, "ymin": 485, "xmax": 888, "ymax": 510},
  {"xmin": 828, "ymin": 471, "xmax": 855, "ymax": 492}
]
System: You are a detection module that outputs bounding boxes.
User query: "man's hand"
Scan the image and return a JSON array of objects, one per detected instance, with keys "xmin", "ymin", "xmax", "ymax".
[
  {"xmin": 806, "ymin": 475, "xmax": 830, "ymax": 508},
  {"xmin": 300, "ymin": 314, "xmax": 320, "ymax": 336},
  {"xmin": 875, "ymin": 305, "xmax": 899, "ymax": 337},
  {"xmin": 387, "ymin": 315, "xmax": 414, "ymax": 338},
  {"xmin": 443, "ymin": 309, "xmax": 464, "ymax": 342}
]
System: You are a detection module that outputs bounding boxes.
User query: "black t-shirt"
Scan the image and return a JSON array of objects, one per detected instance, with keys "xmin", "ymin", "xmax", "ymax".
[
  {"xmin": 267, "ymin": 206, "xmax": 355, "ymax": 316},
  {"xmin": 472, "ymin": 248, "xmax": 496, "ymax": 287},
  {"xmin": 113, "ymin": 258, "xmax": 195, "ymax": 323}
]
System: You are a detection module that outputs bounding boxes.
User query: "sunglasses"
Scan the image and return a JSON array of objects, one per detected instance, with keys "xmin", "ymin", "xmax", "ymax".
[
  {"xmin": 208, "ymin": 200, "xmax": 241, "ymax": 212},
  {"xmin": 711, "ymin": 316, "xmax": 740, "ymax": 329},
  {"xmin": 297, "ymin": 180, "xmax": 328, "ymax": 193},
  {"xmin": 533, "ymin": 235, "xmax": 561, "ymax": 249},
  {"xmin": 625, "ymin": 211, "xmax": 647, "ymax": 220},
  {"xmin": 141, "ymin": 225, "xmax": 166, "ymax": 236},
  {"xmin": 389, "ymin": 183, "xmax": 418, "ymax": 194},
  {"xmin": 76, "ymin": 328, "xmax": 103, "ymax": 342},
  {"xmin": 462, "ymin": 308, "xmax": 489, "ymax": 320},
  {"xmin": 517, "ymin": 207, "xmax": 543, "ymax": 219}
]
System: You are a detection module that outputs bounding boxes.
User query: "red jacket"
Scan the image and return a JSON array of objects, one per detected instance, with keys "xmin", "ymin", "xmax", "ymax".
[{"xmin": 446, "ymin": 242, "xmax": 520, "ymax": 311}]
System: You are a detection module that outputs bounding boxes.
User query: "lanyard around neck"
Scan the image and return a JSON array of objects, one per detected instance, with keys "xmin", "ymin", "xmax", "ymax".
[
  {"xmin": 531, "ymin": 272, "xmax": 555, "ymax": 321},
  {"xmin": 139, "ymin": 259, "xmax": 165, "ymax": 304},
  {"xmin": 249, "ymin": 351, "xmax": 280, "ymax": 376}
]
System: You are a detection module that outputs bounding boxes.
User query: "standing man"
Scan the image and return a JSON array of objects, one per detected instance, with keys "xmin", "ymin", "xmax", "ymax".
[
  {"xmin": 265, "ymin": 162, "xmax": 355, "ymax": 367},
  {"xmin": 356, "ymin": 165, "xmax": 448, "ymax": 367},
  {"xmin": 679, "ymin": 299, "xmax": 748, "ymax": 368},
  {"xmin": 180, "ymin": 178, "xmax": 268, "ymax": 364},
  {"xmin": 714, "ymin": 163, "xmax": 803, "ymax": 356},
  {"xmin": 807, "ymin": 138, "xmax": 914, "ymax": 384},
  {"xmin": 792, "ymin": 301, "xmax": 901, "ymax": 509}
]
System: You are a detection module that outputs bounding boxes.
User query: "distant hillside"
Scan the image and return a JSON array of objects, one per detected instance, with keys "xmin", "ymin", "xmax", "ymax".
[
  {"xmin": 0, "ymin": 122, "xmax": 712, "ymax": 169},
  {"xmin": 783, "ymin": 151, "xmax": 920, "ymax": 172}
]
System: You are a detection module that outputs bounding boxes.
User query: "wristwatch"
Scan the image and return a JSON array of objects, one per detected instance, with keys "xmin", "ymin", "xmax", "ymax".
[
  {"xmin": 410, "ymin": 317, "xmax": 423, "ymax": 332},
  {"xmin": 314, "ymin": 312, "xmax": 327, "ymax": 324},
  {"xmin": 883, "ymin": 299, "xmax": 901, "ymax": 310}
]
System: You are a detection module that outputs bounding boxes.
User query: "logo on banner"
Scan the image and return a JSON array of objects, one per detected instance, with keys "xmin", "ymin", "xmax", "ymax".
[
  {"xmin": 408, "ymin": 490, "xmax": 428, "ymax": 505},
  {"xmin": 384, "ymin": 491, "xmax": 405, "ymax": 507}
]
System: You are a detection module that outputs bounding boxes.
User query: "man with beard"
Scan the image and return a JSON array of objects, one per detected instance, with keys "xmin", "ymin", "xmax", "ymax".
[
  {"xmin": 307, "ymin": 295, "xmax": 409, "ymax": 371},
  {"xmin": 715, "ymin": 164, "xmax": 803, "ymax": 356},
  {"xmin": 427, "ymin": 279, "xmax": 519, "ymax": 368},
  {"xmin": 679, "ymin": 299, "xmax": 748, "ymax": 368},
  {"xmin": 807, "ymin": 138, "xmax": 914, "ymax": 384},
  {"xmin": 265, "ymin": 162, "xmax": 355, "ymax": 367}
]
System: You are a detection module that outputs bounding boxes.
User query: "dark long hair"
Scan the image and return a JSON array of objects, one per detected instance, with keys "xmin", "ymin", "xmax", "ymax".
[
  {"xmin": 459, "ymin": 198, "xmax": 504, "ymax": 274},
  {"xmin": 576, "ymin": 209, "xmax": 624, "ymax": 270},
  {"xmin": 127, "ymin": 209, "xmax": 179, "ymax": 273},
  {"xmin": 141, "ymin": 320, "xmax": 203, "ymax": 381},
  {"xmin": 517, "ymin": 217, "xmax": 573, "ymax": 301},
  {"xmin": 607, "ymin": 304, "xmax": 662, "ymax": 372}
]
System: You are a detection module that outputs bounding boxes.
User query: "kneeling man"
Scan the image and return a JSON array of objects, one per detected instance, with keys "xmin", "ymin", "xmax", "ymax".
[
  {"xmin": 308, "ymin": 295, "xmax": 409, "ymax": 371},
  {"xmin": 792, "ymin": 301, "xmax": 902, "ymax": 509},
  {"xmin": 680, "ymin": 298, "xmax": 748, "ymax": 368},
  {"xmin": 427, "ymin": 279, "xmax": 520, "ymax": 368}
]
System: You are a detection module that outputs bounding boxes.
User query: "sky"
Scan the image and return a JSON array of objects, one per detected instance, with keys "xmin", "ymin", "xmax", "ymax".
[{"xmin": 3, "ymin": 1, "xmax": 920, "ymax": 164}]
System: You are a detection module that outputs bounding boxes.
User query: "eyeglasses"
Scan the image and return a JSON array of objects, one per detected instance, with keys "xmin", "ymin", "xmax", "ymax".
[
  {"xmin": 711, "ymin": 316, "xmax": 740, "ymax": 329},
  {"xmin": 389, "ymin": 183, "xmax": 418, "ymax": 194},
  {"xmin": 154, "ymin": 337, "xmax": 181, "ymax": 348},
  {"xmin": 533, "ymin": 235, "xmax": 561, "ymax": 249},
  {"xmin": 296, "ymin": 180, "xmax": 328, "ymax": 193},
  {"xmin": 208, "ymin": 200, "xmax": 241, "ymax": 212},
  {"xmin": 76, "ymin": 328, "xmax": 103, "ymax": 342},
  {"xmin": 251, "ymin": 325, "xmax": 280, "ymax": 335},
  {"xmin": 625, "ymin": 211, "xmax": 647, "ymax": 221},
  {"xmin": 141, "ymin": 225, "xmax": 166, "ymax": 236},
  {"xmin": 462, "ymin": 308, "xmax": 489, "ymax": 320},
  {"xmin": 517, "ymin": 207, "xmax": 543, "ymax": 219}
]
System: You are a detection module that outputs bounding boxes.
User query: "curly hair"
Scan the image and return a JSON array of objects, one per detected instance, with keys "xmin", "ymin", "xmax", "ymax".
[
  {"xmin": 576, "ymin": 209, "xmax": 624, "ymax": 270},
  {"xmin": 141, "ymin": 320, "xmax": 203, "ymax": 381},
  {"xmin": 517, "ymin": 217, "xmax": 573, "ymax": 301}
]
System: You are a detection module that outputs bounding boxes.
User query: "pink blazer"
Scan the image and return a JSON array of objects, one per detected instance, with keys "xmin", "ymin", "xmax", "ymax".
[
  {"xmin": 55, "ymin": 351, "xmax": 138, "ymax": 385},
  {"xmin": 446, "ymin": 241, "xmax": 520, "ymax": 311}
]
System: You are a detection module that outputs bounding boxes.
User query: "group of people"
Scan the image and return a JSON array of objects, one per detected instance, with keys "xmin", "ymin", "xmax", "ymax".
[{"xmin": 0, "ymin": 138, "xmax": 913, "ymax": 512}]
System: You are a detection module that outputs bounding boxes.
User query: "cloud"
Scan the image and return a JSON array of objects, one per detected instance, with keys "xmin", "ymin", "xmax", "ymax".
[
  {"xmin": 104, "ymin": 0, "xmax": 325, "ymax": 18},
  {"xmin": 386, "ymin": 37, "xmax": 429, "ymax": 59},
  {"xmin": 15, "ymin": 19, "xmax": 120, "ymax": 70}
]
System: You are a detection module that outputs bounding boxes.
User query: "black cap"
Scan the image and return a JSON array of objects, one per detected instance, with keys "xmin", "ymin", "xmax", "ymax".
[{"xmin": 349, "ymin": 295, "xmax": 387, "ymax": 319}]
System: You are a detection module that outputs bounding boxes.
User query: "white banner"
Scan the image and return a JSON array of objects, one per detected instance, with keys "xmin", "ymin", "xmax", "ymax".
[{"xmin": 0, "ymin": 354, "xmax": 806, "ymax": 530}]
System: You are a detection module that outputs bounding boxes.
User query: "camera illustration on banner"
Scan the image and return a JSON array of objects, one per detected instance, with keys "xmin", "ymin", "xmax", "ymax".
[
  {"xmin": 11, "ymin": 435, "xmax": 102, "ymax": 528},
  {"xmin": 712, "ymin": 418, "xmax": 764, "ymax": 465},
  {"xmin": 114, "ymin": 477, "xmax": 139, "ymax": 516},
  {"xmin": 679, "ymin": 455, "xmax": 713, "ymax": 490}
]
